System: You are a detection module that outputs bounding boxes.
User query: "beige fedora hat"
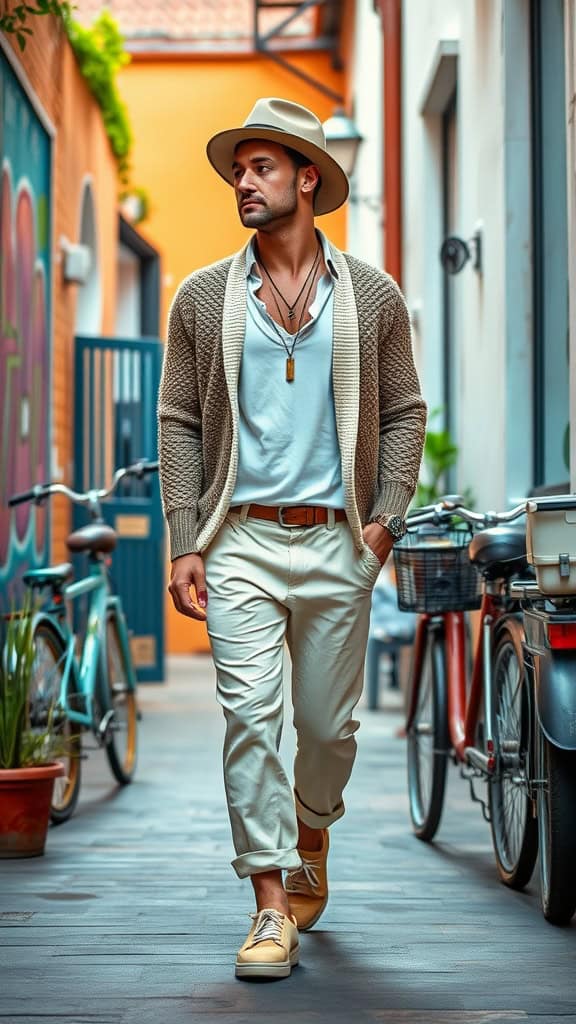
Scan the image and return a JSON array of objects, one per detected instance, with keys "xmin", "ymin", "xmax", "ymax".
[{"xmin": 206, "ymin": 97, "xmax": 349, "ymax": 216}]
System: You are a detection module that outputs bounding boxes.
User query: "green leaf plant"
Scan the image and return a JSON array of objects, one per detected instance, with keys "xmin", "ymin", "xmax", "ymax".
[
  {"xmin": 65, "ymin": 11, "xmax": 133, "ymax": 186},
  {"xmin": 414, "ymin": 408, "xmax": 474, "ymax": 509},
  {"xmin": 0, "ymin": 0, "xmax": 73, "ymax": 53},
  {"xmin": 3, "ymin": 4, "xmax": 148, "ymax": 211},
  {"xmin": 0, "ymin": 597, "xmax": 72, "ymax": 769}
]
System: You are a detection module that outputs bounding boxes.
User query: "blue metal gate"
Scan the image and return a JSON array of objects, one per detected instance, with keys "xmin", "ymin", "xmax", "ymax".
[{"xmin": 74, "ymin": 335, "xmax": 164, "ymax": 683}]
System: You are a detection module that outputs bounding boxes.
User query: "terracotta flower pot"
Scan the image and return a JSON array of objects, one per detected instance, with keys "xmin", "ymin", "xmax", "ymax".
[{"xmin": 0, "ymin": 761, "xmax": 65, "ymax": 858}]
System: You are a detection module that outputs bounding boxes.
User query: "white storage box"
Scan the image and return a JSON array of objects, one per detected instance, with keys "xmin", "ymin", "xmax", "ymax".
[{"xmin": 526, "ymin": 495, "xmax": 576, "ymax": 595}]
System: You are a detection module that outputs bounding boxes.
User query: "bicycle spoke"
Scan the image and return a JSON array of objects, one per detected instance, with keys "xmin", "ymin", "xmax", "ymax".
[
  {"xmin": 103, "ymin": 615, "xmax": 137, "ymax": 784},
  {"xmin": 407, "ymin": 630, "xmax": 448, "ymax": 841},
  {"xmin": 489, "ymin": 628, "xmax": 537, "ymax": 889}
]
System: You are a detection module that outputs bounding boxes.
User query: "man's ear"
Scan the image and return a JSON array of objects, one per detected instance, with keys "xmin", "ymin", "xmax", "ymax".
[{"xmin": 300, "ymin": 164, "xmax": 321, "ymax": 195}]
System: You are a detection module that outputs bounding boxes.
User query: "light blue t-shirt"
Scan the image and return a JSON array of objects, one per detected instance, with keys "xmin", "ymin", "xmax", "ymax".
[{"xmin": 231, "ymin": 230, "xmax": 345, "ymax": 508}]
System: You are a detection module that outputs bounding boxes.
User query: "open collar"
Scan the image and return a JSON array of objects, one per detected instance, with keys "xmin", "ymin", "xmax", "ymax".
[{"xmin": 245, "ymin": 228, "xmax": 339, "ymax": 282}]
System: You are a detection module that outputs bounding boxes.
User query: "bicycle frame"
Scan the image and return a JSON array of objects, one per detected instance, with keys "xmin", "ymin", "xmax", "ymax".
[
  {"xmin": 32, "ymin": 557, "xmax": 136, "ymax": 734},
  {"xmin": 406, "ymin": 592, "xmax": 511, "ymax": 766}
]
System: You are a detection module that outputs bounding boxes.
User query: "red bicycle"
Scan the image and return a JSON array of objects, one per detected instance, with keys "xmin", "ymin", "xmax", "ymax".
[{"xmin": 396, "ymin": 497, "xmax": 538, "ymax": 890}]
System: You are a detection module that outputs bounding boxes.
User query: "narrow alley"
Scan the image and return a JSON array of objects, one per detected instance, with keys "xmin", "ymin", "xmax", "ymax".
[{"xmin": 1, "ymin": 657, "xmax": 575, "ymax": 1024}]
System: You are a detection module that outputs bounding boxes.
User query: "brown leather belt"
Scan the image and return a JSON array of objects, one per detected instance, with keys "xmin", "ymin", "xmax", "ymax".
[{"xmin": 229, "ymin": 504, "xmax": 347, "ymax": 528}]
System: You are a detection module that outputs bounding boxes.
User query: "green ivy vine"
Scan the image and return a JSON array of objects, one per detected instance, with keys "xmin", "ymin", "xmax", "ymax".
[
  {"xmin": 65, "ymin": 11, "xmax": 132, "ymax": 186},
  {"xmin": 3, "ymin": 4, "xmax": 149, "ymax": 212},
  {"xmin": 0, "ymin": 0, "xmax": 73, "ymax": 52}
]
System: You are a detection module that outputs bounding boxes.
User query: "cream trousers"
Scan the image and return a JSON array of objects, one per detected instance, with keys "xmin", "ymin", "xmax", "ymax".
[{"xmin": 203, "ymin": 507, "xmax": 382, "ymax": 879}]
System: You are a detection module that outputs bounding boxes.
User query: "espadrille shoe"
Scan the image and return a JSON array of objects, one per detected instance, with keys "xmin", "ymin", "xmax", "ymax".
[
  {"xmin": 285, "ymin": 828, "xmax": 329, "ymax": 931},
  {"xmin": 235, "ymin": 908, "xmax": 300, "ymax": 979}
]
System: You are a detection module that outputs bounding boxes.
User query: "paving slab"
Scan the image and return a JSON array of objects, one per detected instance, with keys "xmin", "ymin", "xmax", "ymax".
[{"xmin": 1, "ymin": 654, "xmax": 575, "ymax": 1024}]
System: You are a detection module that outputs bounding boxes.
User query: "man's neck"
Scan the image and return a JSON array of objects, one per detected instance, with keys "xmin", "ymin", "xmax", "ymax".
[{"xmin": 254, "ymin": 223, "xmax": 319, "ymax": 277}]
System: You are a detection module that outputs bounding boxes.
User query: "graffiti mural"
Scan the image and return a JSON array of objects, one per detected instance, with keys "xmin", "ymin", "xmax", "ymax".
[{"xmin": 0, "ymin": 52, "xmax": 51, "ymax": 592}]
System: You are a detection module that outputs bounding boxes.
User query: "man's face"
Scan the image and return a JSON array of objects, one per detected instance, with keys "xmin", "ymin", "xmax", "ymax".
[{"xmin": 232, "ymin": 140, "xmax": 301, "ymax": 228}]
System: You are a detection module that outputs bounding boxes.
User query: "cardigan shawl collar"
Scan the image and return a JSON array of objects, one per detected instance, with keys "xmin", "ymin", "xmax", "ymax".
[{"xmin": 201, "ymin": 238, "xmax": 363, "ymax": 552}]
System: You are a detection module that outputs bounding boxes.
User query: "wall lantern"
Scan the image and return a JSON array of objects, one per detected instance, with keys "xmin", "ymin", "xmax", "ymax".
[
  {"xmin": 322, "ymin": 109, "xmax": 363, "ymax": 178},
  {"xmin": 61, "ymin": 237, "xmax": 92, "ymax": 285},
  {"xmin": 440, "ymin": 230, "xmax": 483, "ymax": 275}
]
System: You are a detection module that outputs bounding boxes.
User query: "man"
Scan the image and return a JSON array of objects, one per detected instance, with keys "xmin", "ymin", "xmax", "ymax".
[{"xmin": 158, "ymin": 97, "xmax": 426, "ymax": 980}]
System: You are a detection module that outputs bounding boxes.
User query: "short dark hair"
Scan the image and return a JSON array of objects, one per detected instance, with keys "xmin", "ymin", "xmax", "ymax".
[{"xmin": 283, "ymin": 144, "xmax": 322, "ymax": 206}]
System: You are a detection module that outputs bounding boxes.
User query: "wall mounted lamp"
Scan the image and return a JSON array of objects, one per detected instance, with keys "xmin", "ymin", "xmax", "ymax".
[
  {"xmin": 61, "ymin": 236, "xmax": 92, "ymax": 285},
  {"xmin": 439, "ymin": 229, "xmax": 483, "ymax": 275},
  {"xmin": 322, "ymin": 109, "xmax": 363, "ymax": 178}
]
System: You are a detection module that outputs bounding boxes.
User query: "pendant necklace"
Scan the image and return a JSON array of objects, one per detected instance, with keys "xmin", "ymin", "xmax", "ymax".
[
  {"xmin": 257, "ymin": 243, "xmax": 320, "ymax": 322},
  {"xmin": 257, "ymin": 247, "xmax": 321, "ymax": 382}
]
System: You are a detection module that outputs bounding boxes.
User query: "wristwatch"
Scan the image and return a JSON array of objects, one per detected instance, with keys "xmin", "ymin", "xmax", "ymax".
[{"xmin": 370, "ymin": 513, "xmax": 407, "ymax": 542}]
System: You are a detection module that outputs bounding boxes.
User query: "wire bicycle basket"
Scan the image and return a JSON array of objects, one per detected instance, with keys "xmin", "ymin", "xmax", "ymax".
[{"xmin": 393, "ymin": 527, "xmax": 482, "ymax": 613}]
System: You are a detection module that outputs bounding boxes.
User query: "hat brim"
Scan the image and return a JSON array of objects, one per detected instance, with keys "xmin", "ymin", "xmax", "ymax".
[{"xmin": 206, "ymin": 126, "xmax": 349, "ymax": 217}]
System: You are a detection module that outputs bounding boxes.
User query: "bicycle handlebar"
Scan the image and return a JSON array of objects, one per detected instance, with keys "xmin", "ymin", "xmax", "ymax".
[
  {"xmin": 406, "ymin": 496, "xmax": 527, "ymax": 530},
  {"xmin": 8, "ymin": 486, "xmax": 44, "ymax": 507},
  {"xmin": 8, "ymin": 459, "xmax": 159, "ymax": 509}
]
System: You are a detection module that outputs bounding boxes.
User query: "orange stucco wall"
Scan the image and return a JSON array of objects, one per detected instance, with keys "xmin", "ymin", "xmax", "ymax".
[{"xmin": 118, "ymin": 50, "xmax": 347, "ymax": 653}]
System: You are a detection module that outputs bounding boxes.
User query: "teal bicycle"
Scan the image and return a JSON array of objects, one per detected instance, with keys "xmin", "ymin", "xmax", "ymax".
[{"xmin": 8, "ymin": 459, "xmax": 158, "ymax": 824}]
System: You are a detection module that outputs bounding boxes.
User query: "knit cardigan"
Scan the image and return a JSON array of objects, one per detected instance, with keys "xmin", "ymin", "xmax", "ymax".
[{"xmin": 158, "ymin": 238, "xmax": 427, "ymax": 560}]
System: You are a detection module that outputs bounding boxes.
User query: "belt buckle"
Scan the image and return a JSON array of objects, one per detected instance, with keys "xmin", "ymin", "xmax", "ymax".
[{"xmin": 278, "ymin": 506, "xmax": 293, "ymax": 528}]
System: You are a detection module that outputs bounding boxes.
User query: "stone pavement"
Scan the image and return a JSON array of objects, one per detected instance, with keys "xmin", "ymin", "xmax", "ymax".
[{"xmin": 1, "ymin": 654, "xmax": 576, "ymax": 1024}]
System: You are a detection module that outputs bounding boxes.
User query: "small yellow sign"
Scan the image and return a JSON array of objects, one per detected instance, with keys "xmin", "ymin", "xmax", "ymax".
[
  {"xmin": 130, "ymin": 635, "xmax": 156, "ymax": 668},
  {"xmin": 115, "ymin": 514, "xmax": 150, "ymax": 538}
]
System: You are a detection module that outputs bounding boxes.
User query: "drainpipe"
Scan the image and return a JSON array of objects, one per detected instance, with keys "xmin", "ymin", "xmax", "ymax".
[{"xmin": 380, "ymin": 0, "xmax": 402, "ymax": 286}]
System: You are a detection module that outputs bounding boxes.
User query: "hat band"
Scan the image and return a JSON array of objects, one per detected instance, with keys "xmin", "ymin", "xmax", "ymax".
[{"xmin": 245, "ymin": 123, "xmax": 290, "ymax": 131}]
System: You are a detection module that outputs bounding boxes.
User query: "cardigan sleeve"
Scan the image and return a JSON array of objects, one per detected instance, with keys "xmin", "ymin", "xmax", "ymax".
[
  {"xmin": 370, "ymin": 283, "xmax": 427, "ymax": 521},
  {"xmin": 157, "ymin": 286, "xmax": 204, "ymax": 559}
]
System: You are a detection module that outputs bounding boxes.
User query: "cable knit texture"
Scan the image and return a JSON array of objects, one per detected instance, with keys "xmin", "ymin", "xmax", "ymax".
[{"xmin": 158, "ymin": 238, "xmax": 427, "ymax": 560}]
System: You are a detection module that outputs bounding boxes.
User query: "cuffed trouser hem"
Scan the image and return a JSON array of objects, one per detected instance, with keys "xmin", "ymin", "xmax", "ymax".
[
  {"xmin": 232, "ymin": 846, "xmax": 302, "ymax": 879},
  {"xmin": 295, "ymin": 790, "xmax": 346, "ymax": 830}
]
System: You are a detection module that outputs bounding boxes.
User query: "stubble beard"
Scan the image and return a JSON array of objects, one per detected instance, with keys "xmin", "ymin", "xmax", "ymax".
[{"xmin": 238, "ymin": 176, "xmax": 298, "ymax": 228}]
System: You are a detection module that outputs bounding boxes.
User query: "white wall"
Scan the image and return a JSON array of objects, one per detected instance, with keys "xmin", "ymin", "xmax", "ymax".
[
  {"xmin": 346, "ymin": 0, "xmax": 383, "ymax": 268},
  {"xmin": 402, "ymin": 0, "xmax": 533, "ymax": 510},
  {"xmin": 75, "ymin": 178, "xmax": 103, "ymax": 336}
]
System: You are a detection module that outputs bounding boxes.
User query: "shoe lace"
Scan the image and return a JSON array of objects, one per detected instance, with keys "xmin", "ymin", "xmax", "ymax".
[
  {"xmin": 249, "ymin": 908, "xmax": 285, "ymax": 946},
  {"xmin": 285, "ymin": 856, "xmax": 321, "ymax": 895}
]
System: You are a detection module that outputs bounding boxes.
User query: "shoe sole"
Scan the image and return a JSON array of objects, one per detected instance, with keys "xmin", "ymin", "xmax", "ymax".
[{"xmin": 235, "ymin": 952, "xmax": 299, "ymax": 979}]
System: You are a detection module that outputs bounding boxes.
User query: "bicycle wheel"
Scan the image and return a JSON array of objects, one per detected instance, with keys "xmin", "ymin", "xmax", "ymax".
[
  {"xmin": 407, "ymin": 627, "xmax": 449, "ymax": 841},
  {"xmin": 537, "ymin": 729, "xmax": 576, "ymax": 925},
  {"xmin": 30, "ymin": 621, "xmax": 82, "ymax": 824},
  {"xmin": 102, "ymin": 611, "xmax": 138, "ymax": 785},
  {"xmin": 488, "ymin": 621, "xmax": 538, "ymax": 889}
]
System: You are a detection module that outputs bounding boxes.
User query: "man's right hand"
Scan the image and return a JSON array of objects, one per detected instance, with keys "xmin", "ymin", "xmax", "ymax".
[{"xmin": 168, "ymin": 553, "xmax": 208, "ymax": 621}]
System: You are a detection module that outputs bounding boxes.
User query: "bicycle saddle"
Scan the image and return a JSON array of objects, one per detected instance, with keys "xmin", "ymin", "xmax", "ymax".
[
  {"xmin": 67, "ymin": 524, "xmax": 117, "ymax": 554},
  {"xmin": 23, "ymin": 563, "xmax": 74, "ymax": 588},
  {"xmin": 468, "ymin": 526, "xmax": 527, "ymax": 579}
]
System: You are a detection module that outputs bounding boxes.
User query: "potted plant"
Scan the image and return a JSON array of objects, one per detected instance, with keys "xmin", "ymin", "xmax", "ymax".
[{"xmin": 0, "ymin": 604, "xmax": 66, "ymax": 858}]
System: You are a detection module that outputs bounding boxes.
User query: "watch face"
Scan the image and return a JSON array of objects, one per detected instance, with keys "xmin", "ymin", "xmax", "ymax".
[{"xmin": 386, "ymin": 515, "xmax": 406, "ymax": 540}]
